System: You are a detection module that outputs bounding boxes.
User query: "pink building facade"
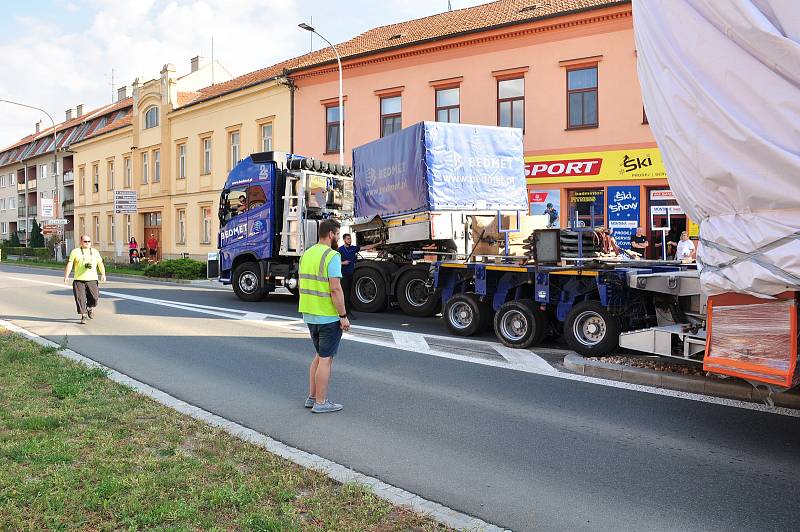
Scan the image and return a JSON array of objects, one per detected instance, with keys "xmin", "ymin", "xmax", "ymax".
[{"xmin": 291, "ymin": 1, "xmax": 691, "ymax": 255}]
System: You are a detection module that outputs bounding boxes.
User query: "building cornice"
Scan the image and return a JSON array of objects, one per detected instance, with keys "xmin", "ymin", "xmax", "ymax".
[{"xmin": 291, "ymin": 7, "xmax": 631, "ymax": 81}]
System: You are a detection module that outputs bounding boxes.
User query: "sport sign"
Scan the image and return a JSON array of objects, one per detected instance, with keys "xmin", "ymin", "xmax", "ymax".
[{"xmin": 525, "ymin": 148, "xmax": 668, "ymax": 184}]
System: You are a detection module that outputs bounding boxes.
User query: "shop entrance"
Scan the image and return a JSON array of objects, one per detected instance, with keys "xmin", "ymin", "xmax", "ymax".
[
  {"xmin": 647, "ymin": 188, "xmax": 686, "ymax": 259},
  {"xmin": 143, "ymin": 211, "xmax": 162, "ymax": 262}
]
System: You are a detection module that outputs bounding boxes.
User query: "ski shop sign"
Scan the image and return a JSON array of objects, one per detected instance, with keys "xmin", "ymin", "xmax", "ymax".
[{"xmin": 607, "ymin": 186, "xmax": 640, "ymax": 251}]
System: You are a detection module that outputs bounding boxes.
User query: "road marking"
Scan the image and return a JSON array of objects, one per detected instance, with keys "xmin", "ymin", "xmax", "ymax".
[
  {"xmin": 6, "ymin": 273, "xmax": 800, "ymax": 417},
  {"xmin": 391, "ymin": 331, "xmax": 430, "ymax": 351},
  {"xmin": 493, "ymin": 345, "xmax": 557, "ymax": 373},
  {"xmin": 0, "ymin": 319, "xmax": 503, "ymax": 532}
]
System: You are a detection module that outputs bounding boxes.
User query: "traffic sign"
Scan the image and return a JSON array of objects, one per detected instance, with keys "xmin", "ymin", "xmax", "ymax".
[
  {"xmin": 114, "ymin": 190, "xmax": 138, "ymax": 214},
  {"xmin": 43, "ymin": 218, "xmax": 68, "ymax": 226}
]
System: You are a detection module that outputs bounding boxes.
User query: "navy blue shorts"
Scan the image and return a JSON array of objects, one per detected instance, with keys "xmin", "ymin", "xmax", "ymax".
[{"xmin": 307, "ymin": 321, "xmax": 343, "ymax": 358}]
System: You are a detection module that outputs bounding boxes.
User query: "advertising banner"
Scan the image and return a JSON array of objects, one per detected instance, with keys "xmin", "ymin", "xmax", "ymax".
[
  {"xmin": 569, "ymin": 189, "xmax": 604, "ymax": 226},
  {"xmin": 528, "ymin": 189, "xmax": 561, "ymax": 227},
  {"xmin": 525, "ymin": 147, "xmax": 667, "ymax": 185},
  {"xmin": 40, "ymin": 198, "xmax": 54, "ymax": 219},
  {"xmin": 607, "ymin": 186, "xmax": 640, "ymax": 251}
]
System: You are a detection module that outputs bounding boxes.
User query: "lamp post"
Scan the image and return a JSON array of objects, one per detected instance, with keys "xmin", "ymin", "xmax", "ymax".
[
  {"xmin": 298, "ymin": 22, "xmax": 344, "ymax": 166},
  {"xmin": 0, "ymin": 99, "xmax": 59, "ymax": 254}
]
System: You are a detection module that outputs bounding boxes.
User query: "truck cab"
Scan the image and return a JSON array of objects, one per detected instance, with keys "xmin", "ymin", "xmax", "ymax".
[{"xmin": 211, "ymin": 151, "xmax": 353, "ymax": 301}]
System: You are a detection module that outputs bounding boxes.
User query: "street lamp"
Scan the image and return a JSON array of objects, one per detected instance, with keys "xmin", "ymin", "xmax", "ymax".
[
  {"xmin": 0, "ymin": 99, "xmax": 59, "ymax": 253},
  {"xmin": 298, "ymin": 22, "xmax": 344, "ymax": 166}
]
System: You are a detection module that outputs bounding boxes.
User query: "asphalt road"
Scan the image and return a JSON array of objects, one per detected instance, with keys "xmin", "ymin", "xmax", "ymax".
[{"xmin": 2, "ymin": 264, "xmax": 800, "ymax": 531}]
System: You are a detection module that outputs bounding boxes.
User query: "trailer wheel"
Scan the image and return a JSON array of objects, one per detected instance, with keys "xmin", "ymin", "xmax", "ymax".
[
  {"xmin": 444, "ymin": 293, "xmax": 489, "ymax": 336},
  {"xmin": 493, "ymin": 300, "xmax": 547, "ymax": 348},
  {"xmin": 396, "ymin": 269, "xmax": 439, "ymax": 317},
  {"xmin": 351, "ymin": 268, "xmax": 387, "ymax": 313},
  {"xmin": 232, "ymin": 262, "xmax": 266, "ymax": 302},
  {"xmin": 563, "ymin": 301, "xmax": 620, "ymax": 356}
]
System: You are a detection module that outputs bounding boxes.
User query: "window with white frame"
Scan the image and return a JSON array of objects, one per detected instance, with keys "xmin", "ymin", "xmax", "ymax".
[
  {"xmin": 178, "ymin": 143, "xmax": 186, "ymax": 179},
  {"xmin": 79, "ymin": 167, "xmax": 85, "ymax": 194},
  {"xmin": 126, "ymin": 214, "xmax": 132, "ymax": 242},
  {"xmin": 144, "ymin": 106, "xmax": 159, "ymax": 129},
  {"xmin": 153, "ymin": 150, "xmax": 160, "ymax": 182},
  {"xmin": 93, "ymin": 216, "xmax": 100, "ymax": 243},
  {"xmin": 0, "ymin": 175, "xmax": 5, "ymax": 187},
  {"xmin": 1, "ymin": 222, "xmax": 6, "ymax": 234},
  {"xmin": 230, "ymin": 131, "xmax": 240, "ymax": 170},
  {"xmin": 142, "ymin": 152, "xmax": 149, "ymax": 184},
  {"xmin": 261, "ymin": 123, "xmax": 273, "ymax": 152},
  {"xmin": 40, "ymin": 164, "xmax": 48, "ymax": 179},
  {"xmin": 203, "ymin": 138, "xmax": 212, "ymax": 174},
  {"xmin": 107, "ymin": 214, "xmax": 114, "ymax": 243},
  {"xmin": 201, "ymin": 206, "xmax": 212, "ymax": 244},
  {"xmin": 92, "ymin": 164, "xmax": 99, "ymax": 193},
  {"xmin": 0, "ymin": 199, "xmax": 5, "ymax": 210},
  {"xmin": 9, "ymin": 197, "xmax": 16, "ymax": 209},
  {"xmin": 124, "ymin": 157, "xmax": 131, "ymax": 187},
  {"xmin": 108, "ymin": 160, "xmax": 115, "ymax": 190},
  {"xmin": 177, "ymin": 208, "xmax": 186, "ymax": 244}
]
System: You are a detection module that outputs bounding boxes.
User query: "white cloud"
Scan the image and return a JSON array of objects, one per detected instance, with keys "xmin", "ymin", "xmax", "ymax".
[{"xmin": 0, "ymin": 0, "xmax": 486, "ymax": 148}]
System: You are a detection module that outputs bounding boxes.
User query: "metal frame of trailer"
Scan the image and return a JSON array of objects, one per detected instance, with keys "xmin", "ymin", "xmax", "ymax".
[{"xmin": 432, "ymin": 257, "xmax": 699, "ymax": 356}]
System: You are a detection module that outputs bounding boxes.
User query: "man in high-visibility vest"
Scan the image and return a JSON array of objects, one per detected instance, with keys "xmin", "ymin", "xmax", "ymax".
[{"xmin": 299, "ymin": 218, "xmax": 351, "ymax": 413}]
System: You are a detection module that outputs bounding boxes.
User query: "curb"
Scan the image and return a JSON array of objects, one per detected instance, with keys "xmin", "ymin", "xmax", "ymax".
[{"xmin": 563, "ymin": 354, "xmax": 800, "ymax": 409}]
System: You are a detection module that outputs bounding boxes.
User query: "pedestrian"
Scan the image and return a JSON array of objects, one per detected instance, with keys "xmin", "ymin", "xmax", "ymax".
[
  {"xmin": 147, "ymin": 233, "xmax": 159, "ymax": 260},
  {"xmin": 630, "ymin": 227, "xmax": 649, "ymax": 257},
  {"xmin": 299, "ymin": 219, "xmax": 350, "ymax": 414},
  {"xmin": 676, "ymin": 230, "xmax": 696, "ymax": 260},
  {"xmin": 544, "ymin": 203, "xmax": 559, "ymax": 228},
  {"xmin": 129, "ymin": 237, "xmax": 138, "ymax": 263},
  {"xmin": 337, "ymin": 233, "xmax": 360, "ymax": 320},
  {"xmin": 63, "ymin": 234, "xmax": 106, "ymax": 324}
]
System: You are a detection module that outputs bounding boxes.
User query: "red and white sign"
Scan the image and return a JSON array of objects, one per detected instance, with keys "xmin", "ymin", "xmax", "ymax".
[
  {"xmin": 526, "ymin": 158, "xmax": 603, "ymax": 179},
  {"xmin": 528, "ymin": 191, "xmax": 549, "ymax": 203},
  {"xmin": 649, "ymin": 189, "xmax": 676, "ymax": 201}
]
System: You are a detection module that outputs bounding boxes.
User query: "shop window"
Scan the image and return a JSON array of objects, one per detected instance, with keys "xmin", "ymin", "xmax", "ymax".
[
  {"xmin": 436, "ymin": 87, "xmax": 460, "ymax": 123},
  {"xmin": 567, "ymin": 67, "xmax": 598, "ymax": 129},
  {"xmin": 380, "ymin": 96, "xmax": 402, "ymax": 137},
  {"xmin": 498, "ymin": 78, "xmax": 524, "ymax": 130},
  {"xmin": 567, "ymin": 188, "xmax": 605, "ymax": 227}
]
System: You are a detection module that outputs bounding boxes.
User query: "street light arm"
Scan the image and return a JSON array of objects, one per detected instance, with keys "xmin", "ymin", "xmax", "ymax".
[{"xmin": 304, "ymin": 30, "xmax": 344, "ymax": 166}]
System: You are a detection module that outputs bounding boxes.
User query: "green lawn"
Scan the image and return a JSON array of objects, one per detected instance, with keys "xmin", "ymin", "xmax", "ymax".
[
  {"xmin": 0, "ymin": 331, "xmax": 448, "ymax": 531},
  {"xmin": 1, "ymin": 259, "xmax": 148, "ymax": 277}
]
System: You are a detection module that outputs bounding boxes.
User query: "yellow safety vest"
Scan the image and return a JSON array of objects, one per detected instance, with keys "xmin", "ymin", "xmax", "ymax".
[{"xmin": 298, "ymin": 243, "xmax": 339, "ymax": 316}]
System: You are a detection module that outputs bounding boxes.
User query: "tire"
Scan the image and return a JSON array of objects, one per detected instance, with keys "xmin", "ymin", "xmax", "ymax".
[
  {"xmin": 493, "ymin": 299, "xmax": 547, "ymax": 349},
  {"xmin": 351, "ymin": 267, "xmax": 388, "ymax": 313},
  {"xmin": 396, "ymin": 269, "xmax": 439, "ymax": 317},
  {"xmin": 232, "ymin": 262, "xmax": 266, "ymax": 302},
  {"xmin": 563, "ymin": 301, "xmax": 621, "ymax": 356},
  {"xmin": 444, "ymin": 293, "xmax": 490, "ymax": 336}
]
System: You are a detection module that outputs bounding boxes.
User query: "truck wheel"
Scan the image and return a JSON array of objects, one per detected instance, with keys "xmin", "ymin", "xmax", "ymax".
[
  {"xmin": 232, "ymin": 262, "xmax": 266, "ymax": 302},
  {"xmin": 352, "ymin": 268, "xmax": 387, "ymax": 313},
  {"xmin": 493, "ymin": 300, "xmax": 547, "ymax": 349},
  {"xmin": 563, "ymin": 301, "xmax": 620, "ymax": 356},
  {"xmin": 444, "ymin": 293, "xmax": 489, "ymax": 336},
  {"xmin": 396, "ymin": 269, "xmax": 439, "ymax": 317}
]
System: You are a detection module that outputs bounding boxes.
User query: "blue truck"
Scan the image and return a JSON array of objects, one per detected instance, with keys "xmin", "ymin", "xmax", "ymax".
[{"xmin": 212, "ymin": 122, "xmax": 530, "ymax": 315}]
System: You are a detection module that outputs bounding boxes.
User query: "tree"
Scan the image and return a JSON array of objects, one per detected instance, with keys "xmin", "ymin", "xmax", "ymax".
[
  {"xmin": 10, "ymin": 231, "xmax": 21, "ymax": 246},
  {"xmin": 30, "ymin": 219, "xmax": 45, "ymax": 248}
]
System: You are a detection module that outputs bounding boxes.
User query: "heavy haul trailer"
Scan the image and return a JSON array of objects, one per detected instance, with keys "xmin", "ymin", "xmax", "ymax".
[
  {"xmin": 348, "ymin": 121, "xmax": 529, "ymax": 317},
  {"xmin": 433, "ymin": 255, "xmax": 700, "ymax": 356}
]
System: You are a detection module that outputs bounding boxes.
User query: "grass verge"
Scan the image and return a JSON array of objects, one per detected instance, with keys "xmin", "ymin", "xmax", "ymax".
[
  {"xmin": 1, "ymin": 259, "xmax": 147, "ymax": 277},
  {"xmin": 0, "ymin": 331, "xmax": 449, "ymax": 531}
]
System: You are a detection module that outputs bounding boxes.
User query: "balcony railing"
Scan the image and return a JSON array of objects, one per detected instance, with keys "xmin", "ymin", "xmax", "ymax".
[
  {"xmin": 63, "ymin": 171, "xmax": 74, "ymax": 184},
  {"xmin": 63, "ymin": 199, "xmax": 74, "ymax": 214},
  {"xmin": 28, "ymin": 179, "xmax": 36, "ymax": 191},
  {"xmin": 17, "ymin": 182, "xmax": 25, "ymax": 193},
  {"xmin": 17, "ymin": 206, "xmax": 25, "ymax": 217},
  {"xmin": 28, "ymin": 206, "xmax": 37, "ymax": 216}
]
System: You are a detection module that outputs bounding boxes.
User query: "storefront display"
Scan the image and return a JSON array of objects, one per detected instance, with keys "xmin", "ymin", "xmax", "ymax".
[
  {"xmin": 567, "ymin": 189, "xmax": 604, "ymax": 227},
  {"xmin": 528, "ymin": 189, "xmax": 561, "ymax": 227}
]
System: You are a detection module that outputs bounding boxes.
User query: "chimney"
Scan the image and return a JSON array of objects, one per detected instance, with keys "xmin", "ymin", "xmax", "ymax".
[
  {"xmin": 117, "ymin": 85, "xmax": 128, "ymax": 102},
  {"xmin": 76, "ymin": 104, "xmax": 84, "ymax": 117},
  {"xmin": 35, "ymin": 121, "xmax": 42, "ymax": 134},
  {"xmin": 190, "ymin": 55, "xmax": 205, "ymax": 73},
  {"xmin": 66, "ymin": 108, "xmax": 74, "ymax": 121}
]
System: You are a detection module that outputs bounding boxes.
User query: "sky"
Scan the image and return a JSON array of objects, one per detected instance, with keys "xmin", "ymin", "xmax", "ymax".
[{"xmin": 0, "ymin": 0, "xmax": 490, "ymax": 148}]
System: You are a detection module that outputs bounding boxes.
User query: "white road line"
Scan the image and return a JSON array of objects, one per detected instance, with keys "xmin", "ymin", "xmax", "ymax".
[
  {"xmin": 0, "ymin": 319, "xmax": 503, "ymax": 532},
  {"xmin": 391, "ymin": 331, "xmax": 430, "ymax": 352},
  {"xmin": 6, "ymin": 273, "xmax": 800, "ymax": 417},
  {"xmin": 493, "ymin": 345, "xmax": 557, "ymax": 373}
]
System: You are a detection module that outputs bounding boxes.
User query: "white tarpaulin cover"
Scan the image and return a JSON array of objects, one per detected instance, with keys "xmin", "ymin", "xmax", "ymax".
[{"xmin": 633, "ymin": 0, "xmax": 800, "ymax": 297}]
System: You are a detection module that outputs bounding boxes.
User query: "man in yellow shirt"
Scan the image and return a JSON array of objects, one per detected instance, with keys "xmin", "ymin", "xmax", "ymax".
[{"xmin": 64, "ymin": 234, "xmax": 106, "ymax": 324}]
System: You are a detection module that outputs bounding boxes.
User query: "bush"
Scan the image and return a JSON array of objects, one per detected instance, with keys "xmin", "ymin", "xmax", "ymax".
[
  {"xmin": 1, "ymin": 247, "xmax": 51, "ymax": 260},
  {"xmin": 143, "ymin": 258, "xmax": 206, "ymax": 279}
]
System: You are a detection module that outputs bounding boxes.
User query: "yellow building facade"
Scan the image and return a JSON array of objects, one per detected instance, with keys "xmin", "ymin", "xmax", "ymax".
[{"xmin": 73, "ymin": 61, "xmax": 291, "ymax": 261}]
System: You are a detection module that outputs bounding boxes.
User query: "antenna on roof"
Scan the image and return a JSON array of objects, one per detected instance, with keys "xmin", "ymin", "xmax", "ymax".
[
  {"xmin": 110, "ymin": 68, "xmax": 115, "ymax": 103},
  {"xmin": 211, "ymin": 37, "xmax": 215, "ymax": 85}
]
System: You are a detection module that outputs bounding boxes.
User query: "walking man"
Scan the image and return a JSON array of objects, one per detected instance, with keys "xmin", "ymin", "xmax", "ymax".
[
  {"xmin": 299, "ymin": 219, "xmax": 350, "ymax": 413},
  {"xmin": 63, "ymin": 234, "xmax": 106, "ymax": 324},
  {"xmin": 337, "ymin": 233, "xmax": 360, "ymax": 320}
]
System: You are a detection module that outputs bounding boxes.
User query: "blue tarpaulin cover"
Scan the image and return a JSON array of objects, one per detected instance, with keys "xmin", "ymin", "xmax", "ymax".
[{"xmin": 353, "ymin": 122, "xmax": 527, "ymax": 219}]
